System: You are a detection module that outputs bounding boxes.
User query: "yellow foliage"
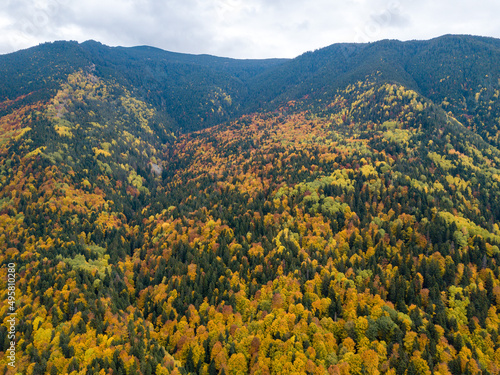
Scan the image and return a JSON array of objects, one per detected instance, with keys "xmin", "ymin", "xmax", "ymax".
[{"xmin": 92, "ymin": 147, "xmax": 112, "ymax": 158}]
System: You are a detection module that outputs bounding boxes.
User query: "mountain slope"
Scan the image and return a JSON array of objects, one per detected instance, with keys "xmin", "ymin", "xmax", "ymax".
[
  {"xmin": 5, "ymin": 34, "xmax": 500, "ymax": 135},
  {"xmin": 0, "ymin": 40, "xmax": 289, "ymax": 133},
  {"xmin": 249, "ymin": 34, "xmax": 500, "ymax": 148},
  {"xmin": 1, "ymin": 36, "xmax": 500, "ymax": 374},
  {"xmin": 131, "ymin": 80, "xmax": 500, "ymax": 374}
]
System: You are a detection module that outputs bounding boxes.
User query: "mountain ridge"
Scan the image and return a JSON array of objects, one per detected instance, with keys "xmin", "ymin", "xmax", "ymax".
[{"xmin": 4, "ymin": 34, "xmax": 500, "ymax": 133}]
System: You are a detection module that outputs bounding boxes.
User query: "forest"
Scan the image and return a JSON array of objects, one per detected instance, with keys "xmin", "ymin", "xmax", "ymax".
[{"xmin": 1, "ymin": 35, "xmax": 500, "ymax": 374}]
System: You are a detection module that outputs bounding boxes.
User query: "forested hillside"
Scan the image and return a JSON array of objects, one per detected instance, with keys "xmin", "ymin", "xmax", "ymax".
[
  {"xmin": 1, "ymin": 36, "xmax": 500, "ymax": 374},
  {"xmin": 0, "ymin": 40, "xmax": 288, "ymax": 133}
]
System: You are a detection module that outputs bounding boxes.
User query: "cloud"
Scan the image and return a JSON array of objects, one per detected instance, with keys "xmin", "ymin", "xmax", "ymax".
[{"xmin": 1, "ymin": 0, "xmax": 500, "ymax": 58}]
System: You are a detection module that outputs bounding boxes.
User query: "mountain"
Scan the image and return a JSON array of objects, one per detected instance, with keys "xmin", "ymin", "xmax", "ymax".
[
  {"xmin": 0, "ymin": 40, "xmax": 288, "ymax": 133},
  {"xmin": 1, "ymin": 35, "xmax": 500, "ymax": 374}
]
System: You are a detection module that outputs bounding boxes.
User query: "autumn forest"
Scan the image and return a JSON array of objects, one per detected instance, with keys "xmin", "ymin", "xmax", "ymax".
[{"xmin": 1, "ymin": 35, "xmax": 500, "ymax": 374}]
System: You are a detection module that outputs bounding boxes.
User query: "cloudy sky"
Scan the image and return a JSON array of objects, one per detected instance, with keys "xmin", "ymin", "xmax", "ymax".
[{"xmin": 1, "ymin": 0, "xmax": 500, "ymax": 59}]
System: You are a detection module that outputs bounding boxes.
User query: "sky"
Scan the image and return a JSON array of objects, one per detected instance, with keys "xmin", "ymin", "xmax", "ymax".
[{"xmin": 1, "ymin": 0, "xmax": 500, "ymax": 59}]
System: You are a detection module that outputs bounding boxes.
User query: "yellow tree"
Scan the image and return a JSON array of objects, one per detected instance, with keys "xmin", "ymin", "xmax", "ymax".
[{"xmin": 227, "ymin": 353, "xmax": 248, "ymax": 374}]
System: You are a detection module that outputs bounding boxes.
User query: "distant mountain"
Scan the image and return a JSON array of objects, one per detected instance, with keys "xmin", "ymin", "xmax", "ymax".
[
  {"xmin": 2, "ymin": 35, "xmax": 500, "ymax": 374},
  {"xmin": 249, "ymin": 35, "xmax": 500, "ymax": 141},
  {"xmin": 0, "ymin": 40, "xmax": 288, "ymax": 132},
  {"xmin": 3, "ymin": 35, "xmax": 500, "ymax": 137}
]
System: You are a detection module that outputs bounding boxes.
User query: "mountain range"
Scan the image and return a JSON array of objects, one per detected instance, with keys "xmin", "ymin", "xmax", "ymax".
[{"xmin": 1, "ymin": 34, "xmax": 500, "ymax": 374}]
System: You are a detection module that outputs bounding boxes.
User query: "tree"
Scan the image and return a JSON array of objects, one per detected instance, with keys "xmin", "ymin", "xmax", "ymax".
[{"xmin": 227, "ymin": 353, "xmax": 248, "ymax": 375}]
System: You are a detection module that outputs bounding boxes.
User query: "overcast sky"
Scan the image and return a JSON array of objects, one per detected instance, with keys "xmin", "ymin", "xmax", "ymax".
[{"xmin": 1, "ymin": 0, "xmax": 500, "ymax": 59}]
